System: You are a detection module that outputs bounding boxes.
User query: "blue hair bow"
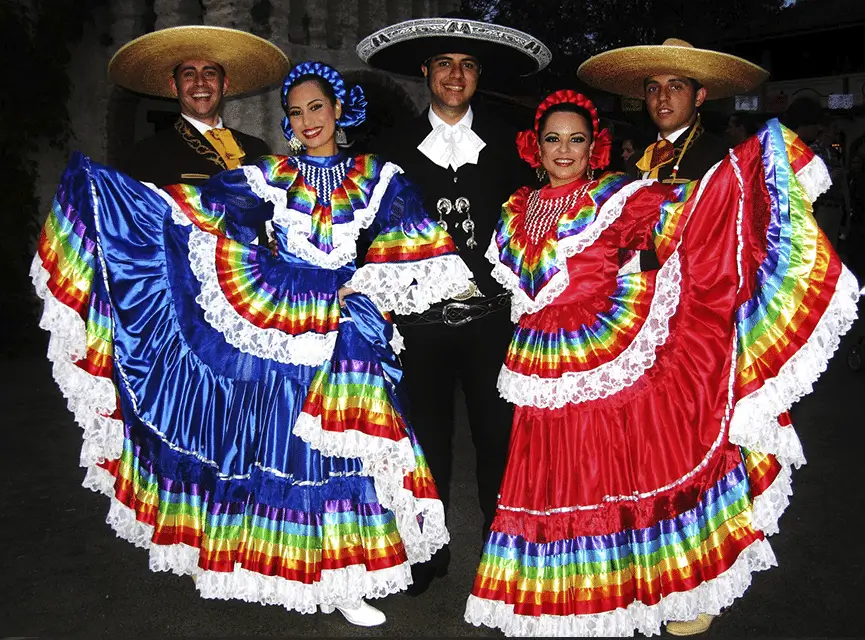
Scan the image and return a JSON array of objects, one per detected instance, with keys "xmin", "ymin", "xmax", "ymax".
[{"xmin": 280, "ymin": 61, "xmax": 367, "ymax": 145}]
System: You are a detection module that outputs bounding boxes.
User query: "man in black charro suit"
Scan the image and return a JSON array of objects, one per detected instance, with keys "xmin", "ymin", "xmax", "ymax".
[
  {"xmin": 356, "ymin": 15, "xmax": 550, "ymax": 595},
  {"xmin": 108, "ymin": 25, "xmax": 289, "ymax": 187}
]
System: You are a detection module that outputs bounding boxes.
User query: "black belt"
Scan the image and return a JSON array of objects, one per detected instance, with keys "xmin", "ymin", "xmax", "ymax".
[{"xmin": 398, "ymin": 294, "xmax": 510, "ymax": 327}]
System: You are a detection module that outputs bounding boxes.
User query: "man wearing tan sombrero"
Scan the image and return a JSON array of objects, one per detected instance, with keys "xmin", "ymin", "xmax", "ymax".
[
  {"xmin": 109, "ymin": 25, "xmax": 289, "ymax": 187},
  {"xmin": 579, "ymin": 38, "xmax": 769, "ymax": 273},
  {"xmin": 579, "ymin": 39, "xmax": 769, "ymax": 636}
]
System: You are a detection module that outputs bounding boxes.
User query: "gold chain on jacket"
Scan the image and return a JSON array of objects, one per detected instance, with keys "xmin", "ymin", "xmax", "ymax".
[{"xmin": 664, "ymin": 115, "xmax": 705, "ymax": 184}]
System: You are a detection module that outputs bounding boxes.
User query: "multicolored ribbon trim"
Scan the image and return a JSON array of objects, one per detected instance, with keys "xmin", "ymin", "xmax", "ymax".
[
  {"xmin": 212, "ymin": 235, "xmax": 342, "ymax": 336},
  {"xmin": 364, "ymin": 216, "xmax": 456, "ymax": 263},
  {"xmin": 35, "ymin": 159, "xmax": 115, "ymax": 381},
  {"xmin": 652, "ymin": 180, "xmax": 699, "ymax": 264},
  {"xmin": 163, "ymin": 183, "xmax": 228, "ymax": 235},
  {"xmin": 300, "ymin": 356, "xmax": 408, "ymax": 443},
  {"xmin": 472, "ymin": 458, "xmax": 764, "ymax": 617},
  {"xmin": 734, "ymin": 121, "xmax": 841, "ymax": 397},
  {"xmin": 98, "ymin": 430, "xmax": 408, "ymax": 578},
  {"xmin": 505, "ymin": 271, "xmax": 654, "ymax": 377},
  {"xmin": 256, "ymin": 154, "xmax": 389, "ymax": 255}
]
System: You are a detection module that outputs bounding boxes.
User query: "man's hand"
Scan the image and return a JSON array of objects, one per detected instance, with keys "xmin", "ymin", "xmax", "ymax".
[{"xmin": 338, "ymin": 286, "xmax": 357, "ymax": 308}]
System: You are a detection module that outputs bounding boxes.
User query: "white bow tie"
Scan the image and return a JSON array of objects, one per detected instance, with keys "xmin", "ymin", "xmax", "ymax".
[{"xmin": 417, "ymin": 123, "xmax": 486, "ymax": 171}]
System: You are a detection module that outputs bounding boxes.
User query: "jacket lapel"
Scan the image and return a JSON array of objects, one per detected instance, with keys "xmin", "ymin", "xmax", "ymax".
[{"xmin": 174, "ymin": 117, "xmax": 226, "ymax": 170}]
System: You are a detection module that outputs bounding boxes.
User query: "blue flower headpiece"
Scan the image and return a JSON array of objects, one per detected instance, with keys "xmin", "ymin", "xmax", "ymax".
[{"xmin": 281, "ymin": 61, "xmax": 367, "ymax": 146}]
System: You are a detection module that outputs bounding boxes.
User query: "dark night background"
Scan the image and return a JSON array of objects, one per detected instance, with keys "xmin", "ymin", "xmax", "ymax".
[{"xmin": 2, "ymin": 1, "xmax": 864, "ymax": 637}]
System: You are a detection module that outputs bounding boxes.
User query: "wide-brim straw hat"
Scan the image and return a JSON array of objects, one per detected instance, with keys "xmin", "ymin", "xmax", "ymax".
[
  {"xmin": 108, "ymin": 25, "xmax": 290, "ymax": 98},
  {"xmin": 577, "ymin": 38, "xmax": 768, "ymax": 100},
  {"xmin": 356, "ymin": 16, "xmax": 551, "ymax": 79}
]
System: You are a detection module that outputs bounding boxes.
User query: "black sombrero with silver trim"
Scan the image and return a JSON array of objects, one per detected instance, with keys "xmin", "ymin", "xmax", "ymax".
[{"xmin": 356, "ymin": 17, "xmax": 551, "ymax": 78}]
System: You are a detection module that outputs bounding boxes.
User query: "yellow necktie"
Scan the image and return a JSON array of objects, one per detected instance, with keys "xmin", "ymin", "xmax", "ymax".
[{"xmin": 204, "ymin": 128, "xmax": 245, "ymax": 169}]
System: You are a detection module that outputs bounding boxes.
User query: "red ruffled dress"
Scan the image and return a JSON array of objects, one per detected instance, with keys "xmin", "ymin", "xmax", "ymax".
[{"xmin": 464, "ymin": 120, "xmax": 860, "ymax": 636}]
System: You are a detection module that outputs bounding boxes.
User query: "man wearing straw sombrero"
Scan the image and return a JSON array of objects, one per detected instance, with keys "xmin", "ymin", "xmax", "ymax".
[
  {"xmin": 356, "ymin": 14, "xmax": 550, "ymax": 597},
  {"xmin": 579, "ymin": 39, "xmax": 769, "ymax": 636},
  {"xmin": 579, "ymin": 38, "xmax": 769, "ymax": 274},
  {"xmin": 109, "ymin": 25, "xmax": 290, "ymax": 187}
]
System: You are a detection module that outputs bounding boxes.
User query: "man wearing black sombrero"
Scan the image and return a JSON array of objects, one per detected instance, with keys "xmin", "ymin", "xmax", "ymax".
[
  {"xmin": 579, "ymin": 38, "xmax": 769, "ymax": 273},
  {"xmin": 109, "ymin": 25, "xmax": 290, "ymax": 187},
  {"xmin": 356, "ymin": 15, "xmax": 550, "ymax": 596}
]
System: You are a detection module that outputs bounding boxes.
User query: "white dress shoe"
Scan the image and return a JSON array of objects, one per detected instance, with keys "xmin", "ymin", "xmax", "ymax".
[{"xmin": 319, "ymin": 599, "xmax": 386, "ymax": 627}]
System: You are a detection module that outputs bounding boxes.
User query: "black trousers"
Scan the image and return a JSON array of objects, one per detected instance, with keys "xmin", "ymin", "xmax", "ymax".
[{"xmin": 398, "ymin": 307, "xmax": 515, "ymax": 550}]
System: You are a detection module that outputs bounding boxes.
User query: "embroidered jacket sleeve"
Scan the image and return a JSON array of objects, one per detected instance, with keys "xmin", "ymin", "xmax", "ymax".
[{"xmin": 347, "ymin": 171, "xmax": 474, "ymax": 315}]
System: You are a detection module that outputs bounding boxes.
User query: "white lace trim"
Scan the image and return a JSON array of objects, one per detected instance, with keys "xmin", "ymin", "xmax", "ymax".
[
  {"xmin": 347, "ymin": 254, "xmax": 475, "ymax": 316},
  {"xmin": 293, "ymin": 412, "xmax": 417, "ymax": 473},
  {"xmin": 83, "ymin": 465, "xmax": 414, "ymax": 612},
  {"xmin": 617, "ymin": 250, "xmax": 642, "ymax": 276},
  {"xmin": 185, "ymin": 226, "xmax": 338, "ymax": 367},
  {"xmin": 390, "ymin": 325, "xmax": 405, "ymax": 355},
  {"xmin": 751, "ymin": 461, "xmax": 794, "ymax": 537},
  {"xmin": 488, "ymin": 180, "xmax": 654, "ymax": 322},
  {"xmin": 729, "ymin": 265, "xmax": 860, "ymax": 467},
  {"xmin": 244, "ymin": 162, "xmax": 402, "ymax": 271},
  {"xmin": 464, "ymin": 537, "xmax": 777, "ymax": 637},
  {"xmin": 293, "ymin": 413, "xmax": 450, "ymax": 564},
  {"xmin": 498, "ymin": 250, "xmax": 681, "ymax": 409},
  {"xmin": 30, "ymin": 257, "xmax": 124, "ymax": 467},
  {"xmin": 150, "ymin": 185, "xmax": 193, "ymax": 227},
  {"xmin": 795, "ymin": 155, "xmax": 832, "ymax": 203}
]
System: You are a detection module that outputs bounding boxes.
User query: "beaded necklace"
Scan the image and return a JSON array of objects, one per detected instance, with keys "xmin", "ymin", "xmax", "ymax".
[{"xmin": 294, "ymin": 156, "xmax": 352, "ymax": 204}]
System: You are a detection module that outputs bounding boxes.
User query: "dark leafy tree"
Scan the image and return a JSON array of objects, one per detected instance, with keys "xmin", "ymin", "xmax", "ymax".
[{"xmin": 462, "ymin": 0, "xmax": 785, "ymax": 94}]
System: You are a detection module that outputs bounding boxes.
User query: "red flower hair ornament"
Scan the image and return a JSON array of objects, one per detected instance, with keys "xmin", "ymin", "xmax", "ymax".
[{"xmin": 516, "ymin": 89, "xmax": 612, "ymax": 171}]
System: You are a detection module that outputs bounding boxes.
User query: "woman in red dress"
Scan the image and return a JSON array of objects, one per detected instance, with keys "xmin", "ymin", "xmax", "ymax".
[{"xmin": 464, "ymin": 90, "xmax": 860, "ymax": 636}]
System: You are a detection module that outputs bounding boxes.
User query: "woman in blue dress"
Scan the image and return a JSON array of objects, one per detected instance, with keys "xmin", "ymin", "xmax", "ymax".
[{"xmin": 31, "ymin": 61, "xmax": 473, "ymax": 627}]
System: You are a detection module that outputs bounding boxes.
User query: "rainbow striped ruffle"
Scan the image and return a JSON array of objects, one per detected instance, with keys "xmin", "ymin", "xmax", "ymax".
[
  {"xmin": 30, "ymin": 158, "xmax": 124, "ymax": 466},
  {"xmin": 496, "ymin": 258, "xmax": 681, "ymax": 410},
  {"xmin": 729, "ymin": 123, "xmax": 858, "ymax": 467},
  {"xmin": 83, "ymin": 437, "xmax": 413, "ymax": 613},
  {"xmin": 505, "ymin": 269, "xmax": 654, "ymax": 376},
  {"xmin": 466, "ymin": 453, "xmax": 780, "ymax": 637},
  {"xmin": 295, "ymin": 334, "xmax": 448, "ymax": 564},
  {"xmin": 244, "ymin": 154, "xmax": 402, "ymax": 270}
]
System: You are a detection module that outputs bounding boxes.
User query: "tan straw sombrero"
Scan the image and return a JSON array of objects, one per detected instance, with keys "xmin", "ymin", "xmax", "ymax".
[
  {"xmin": 577, "ymin": 38, "xmax": 768, "ymax": 100},
  {"xmin": 108, "ymin": 26, "xmax": 290, "ymax": 98}
]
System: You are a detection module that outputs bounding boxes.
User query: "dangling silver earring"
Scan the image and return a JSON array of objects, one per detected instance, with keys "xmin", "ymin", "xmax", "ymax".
[
  {"xmin": 587, "ymin": 166, "xmax": 595, "ymax": 181},
  {"xmin": 335, "ymin": 125, "xmax": 347, "ymax": 146},
  {"xmin": 536, "ymin": 166, "xmax": 547, "ymax": 182},
  {"xmin": 288, "ymin": 133, "xmax": 304, "ymax": 154}
]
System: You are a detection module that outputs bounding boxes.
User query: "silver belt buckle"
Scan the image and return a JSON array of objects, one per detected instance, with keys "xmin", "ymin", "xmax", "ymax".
[{"xmin": 442, "ymin": 302, "xmax": 474, "ymax": 327}]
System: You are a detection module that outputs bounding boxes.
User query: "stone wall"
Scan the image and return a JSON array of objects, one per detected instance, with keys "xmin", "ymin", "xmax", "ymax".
[{"xmin": 56, "ymin": 0, "xmax": 458, "ymax": 179}]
